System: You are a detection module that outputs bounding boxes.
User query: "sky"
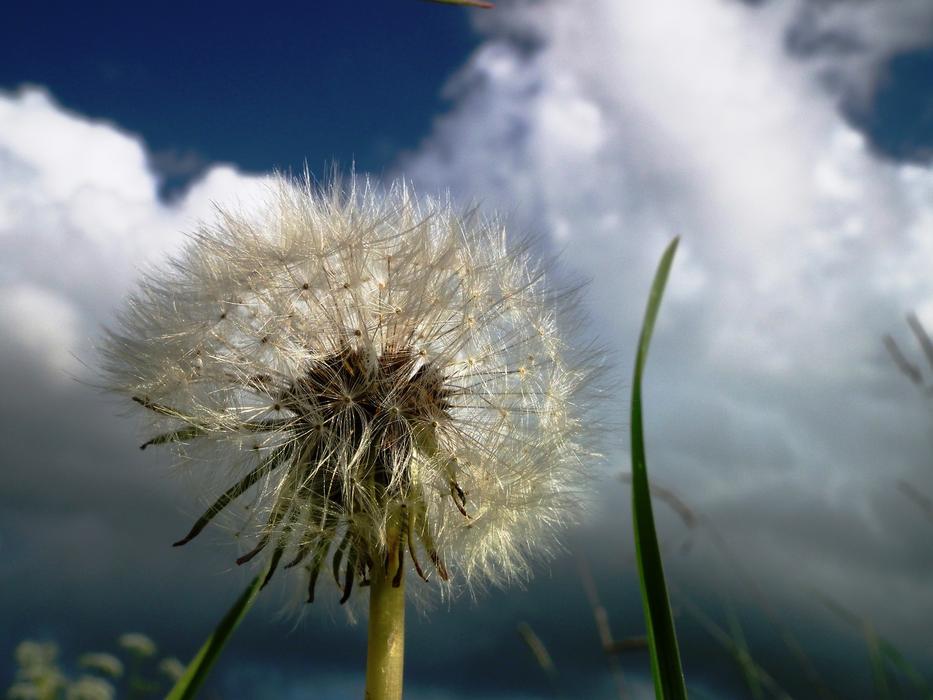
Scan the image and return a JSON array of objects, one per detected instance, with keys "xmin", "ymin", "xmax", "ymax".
[{"xmin": 2, "ymin": 1, "xmax": 933, "ymax": 698}]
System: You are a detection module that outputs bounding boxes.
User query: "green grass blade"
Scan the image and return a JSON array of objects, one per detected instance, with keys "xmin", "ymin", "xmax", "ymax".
[
  {"xmin": 630, "ymin": 236, "xmax": 687, "ymax": 699},
  {"xmin": 817, "ymin": 591, "xmax": 933, "ymax": 699},
  {"xmin": 863, "ymin": 621, "xmax": 893, "ymax": 700},
  {"xmin": 722, "ymin": 595, "xmax": 764, "ymax": 700},
  {"xmin": 878, "ymin": 639, "xmax": 933, "ymax": 698},
  {"xmin": 516, "ymin": 622, "xmax": 559, "ymax": 683},
  {"xmin": 165, "ymin": 562, "xmax": 270, "ymax": 700}
]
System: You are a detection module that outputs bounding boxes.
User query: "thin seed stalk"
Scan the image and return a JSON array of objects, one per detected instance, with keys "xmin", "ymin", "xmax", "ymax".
[{"xmin": 365, "ymin": 517, "xmax": 406, "ymax": 700}]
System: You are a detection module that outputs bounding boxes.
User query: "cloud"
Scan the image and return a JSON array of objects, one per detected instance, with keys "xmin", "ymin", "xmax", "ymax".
[
  {"xmin": 0, "ymin": 284, "xmax": 81, "ymax": 377},
  {"xmin": 784, "ymin": 0, "xmax": 933, "ymax": 104},
  {"xmin": 0, "ymin": 87, "xmax": 274, "ymax": 377},
  {"xmin": 400, "ymin": 0, "xmax": 933, "ymax": 662},
  {"xmin": 3, "ymin": 0, "xmax": 933, "ymax": 693},
  {"xmin": 0, "ymin": 85, "xmax": 284, "ymax": 686}
]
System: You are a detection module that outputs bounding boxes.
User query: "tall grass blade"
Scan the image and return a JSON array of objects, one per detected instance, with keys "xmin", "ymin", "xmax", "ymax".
[
  {"xmin": 817, "ymin": 591, "xmax": 933, "ymax": 699},
  {"xmin": 878, "ymin": 639, "xmax": 933, "ymax": 698},
  {"xmin": 579, "ymin": 556, "xmax": 630, "ymax": 699},
  {"xmin": 883, "ymin": 335, "xmax": 923, "ymax": 385},
  {"xmin": 516, "ymin": 622, "xmax": 568, "ymax": 698},
  {"xmin": 165, "ymin": 562, "xmax": 270, "ymax": 700},
  {"xmin": 863, "ymin": 621, "xmax": 893, "ymax": 700},
  {"xmin": 906, "ymin": 311, "xmax": 933, "ymax": 373},
  {"xmin": 722, "ymin": 594, "xmax": 764, "ymax": 700},
  {"xmin": 630, "ymin": 236, "xmax": 687, "ymax": 699},
  {"xmin": 516, "ymin": 622, "xmax": 559, "ymax": 683},
  {"xmin": 673, "ymin": 583, "xmax": 792, "ymax": 700},
  {"xmin": 626, "ymin": 470, "xmax": 833, "ymax": 698}
]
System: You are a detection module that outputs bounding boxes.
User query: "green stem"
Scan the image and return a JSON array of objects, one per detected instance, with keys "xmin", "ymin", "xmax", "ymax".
[{"xmin": 365, "ymin": 537, "xmax": 406, "ymax": 700}]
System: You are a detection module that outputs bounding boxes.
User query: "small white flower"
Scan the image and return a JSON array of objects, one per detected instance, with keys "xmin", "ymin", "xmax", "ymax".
[
  {"xmin": 11, "ymin": 641, "xmax": 65, "ymax": 697},
  {"xmin": 104, "ymin": 176, "xmax": 602, "ymax": 603},
  {"xmin": 14, "ymin": 642, "xmax": 58, "ymax": 672},
  {"xmin": 116, "ymin": 633, "xmax": 156, "ymax": 658},
  {"xmin": 6, "ymin": 683, "xmax": 41, "ymax": 700},
  {"xmin": 65, "ymin": 676, "xmax": 114, "ymax": 700},
  {"xmin": 157, "ymin": 657, "xmax": 186, "ymax": 682},
  {"xmin": 77, "ymin": 654, "xmax": 123, "ymax": 679}
]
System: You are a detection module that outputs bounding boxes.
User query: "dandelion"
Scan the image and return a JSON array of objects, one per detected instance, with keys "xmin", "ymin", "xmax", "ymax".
[{"xmin": 103, "ymin": 175, "xmax": 602, "ymax": 698}]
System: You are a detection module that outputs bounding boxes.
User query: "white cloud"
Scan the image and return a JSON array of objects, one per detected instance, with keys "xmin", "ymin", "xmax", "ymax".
[
  {"xmin": 401, "ymin": 0, "xmax": 933, "ymax": 648},
  {"xmin": 785, "ymin": 0, "xmax": 933, "ymax": 103},
  {"xmin": 0, "ymin": 88, "xmax": 153, "ymax": 203},
  {"xmin": 0, "ymin": 284, "xmax": 80, "ymax": 377},
  {"xmin": 0, "ymin": 87, "xmax": 273, "ymax": 378}
]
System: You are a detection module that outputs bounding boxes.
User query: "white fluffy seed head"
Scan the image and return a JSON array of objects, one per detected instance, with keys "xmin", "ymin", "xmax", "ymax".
[{"xmin": 103, "ymin": 175, "xmax": 605, "ymax": 604}]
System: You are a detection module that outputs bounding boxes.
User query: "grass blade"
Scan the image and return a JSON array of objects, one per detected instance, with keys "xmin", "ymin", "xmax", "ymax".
[
  {"xmin": 878, "ymin": 639, "xmax": 933, "ymax": 698},
  {"xmin": 722, "ymin": 593, "xmax": 764, "ymax": 700},
  {"xmin": 817, "ymin": 591, "xmax": 933, "ymax": 699},
  {"xmin": 630, "ymin": 236, "xmax": 687, "ymax": 699},
  {"xmin": 516, "ymin": 622, "xmax": 559, "ymax": 684},
  {"xmin": 165, "ymin": 562, "xmax": 270, "ymax": 700}
]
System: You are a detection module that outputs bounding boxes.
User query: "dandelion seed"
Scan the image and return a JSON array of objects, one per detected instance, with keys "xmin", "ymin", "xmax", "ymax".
[{"xmin": 103, "ymin": 175, "xmax": 602, "ymax": 605}]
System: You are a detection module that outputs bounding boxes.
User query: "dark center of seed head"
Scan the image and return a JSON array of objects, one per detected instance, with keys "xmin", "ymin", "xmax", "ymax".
[
  {"xmin": 278, "ymin": 346, "xmax": 450, "ymax": 490},
  {"xmin": 291, "ymin": 347, "xmax": 447, "ymax": 416}
]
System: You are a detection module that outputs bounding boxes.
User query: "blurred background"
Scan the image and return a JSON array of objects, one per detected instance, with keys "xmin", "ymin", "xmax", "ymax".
[{"xmin": 2, "ymin": 1, "xmax": 933, "ymax": 697}]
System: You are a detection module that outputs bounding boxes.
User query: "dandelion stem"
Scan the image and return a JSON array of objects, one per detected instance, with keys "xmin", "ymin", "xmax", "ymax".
[{"xmin": 365, "ymin": 523, "xmax": 405, "ymax": 700}]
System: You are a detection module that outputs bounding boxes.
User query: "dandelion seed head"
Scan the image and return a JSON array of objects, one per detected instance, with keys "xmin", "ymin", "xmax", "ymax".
[{"xmin": 103, "ymin": 175, "xmax": 604, "ymax": 604}]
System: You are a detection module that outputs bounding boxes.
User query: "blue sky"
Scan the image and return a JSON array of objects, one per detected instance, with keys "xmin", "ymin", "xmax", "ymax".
[
  {"xmin": 854, "ymin": 49, "xmax": 933, "ymax": 161},
  {"xmin": 3, "ymin": 1, "xmax": 930, "ymax": 182},
  {"xmin": 2, "ymin": 1, "xmax": 933, "ymax": 698},
  {"xmin": 0, "ymin": 2, "xmax": 478, "ymax": 190}
]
